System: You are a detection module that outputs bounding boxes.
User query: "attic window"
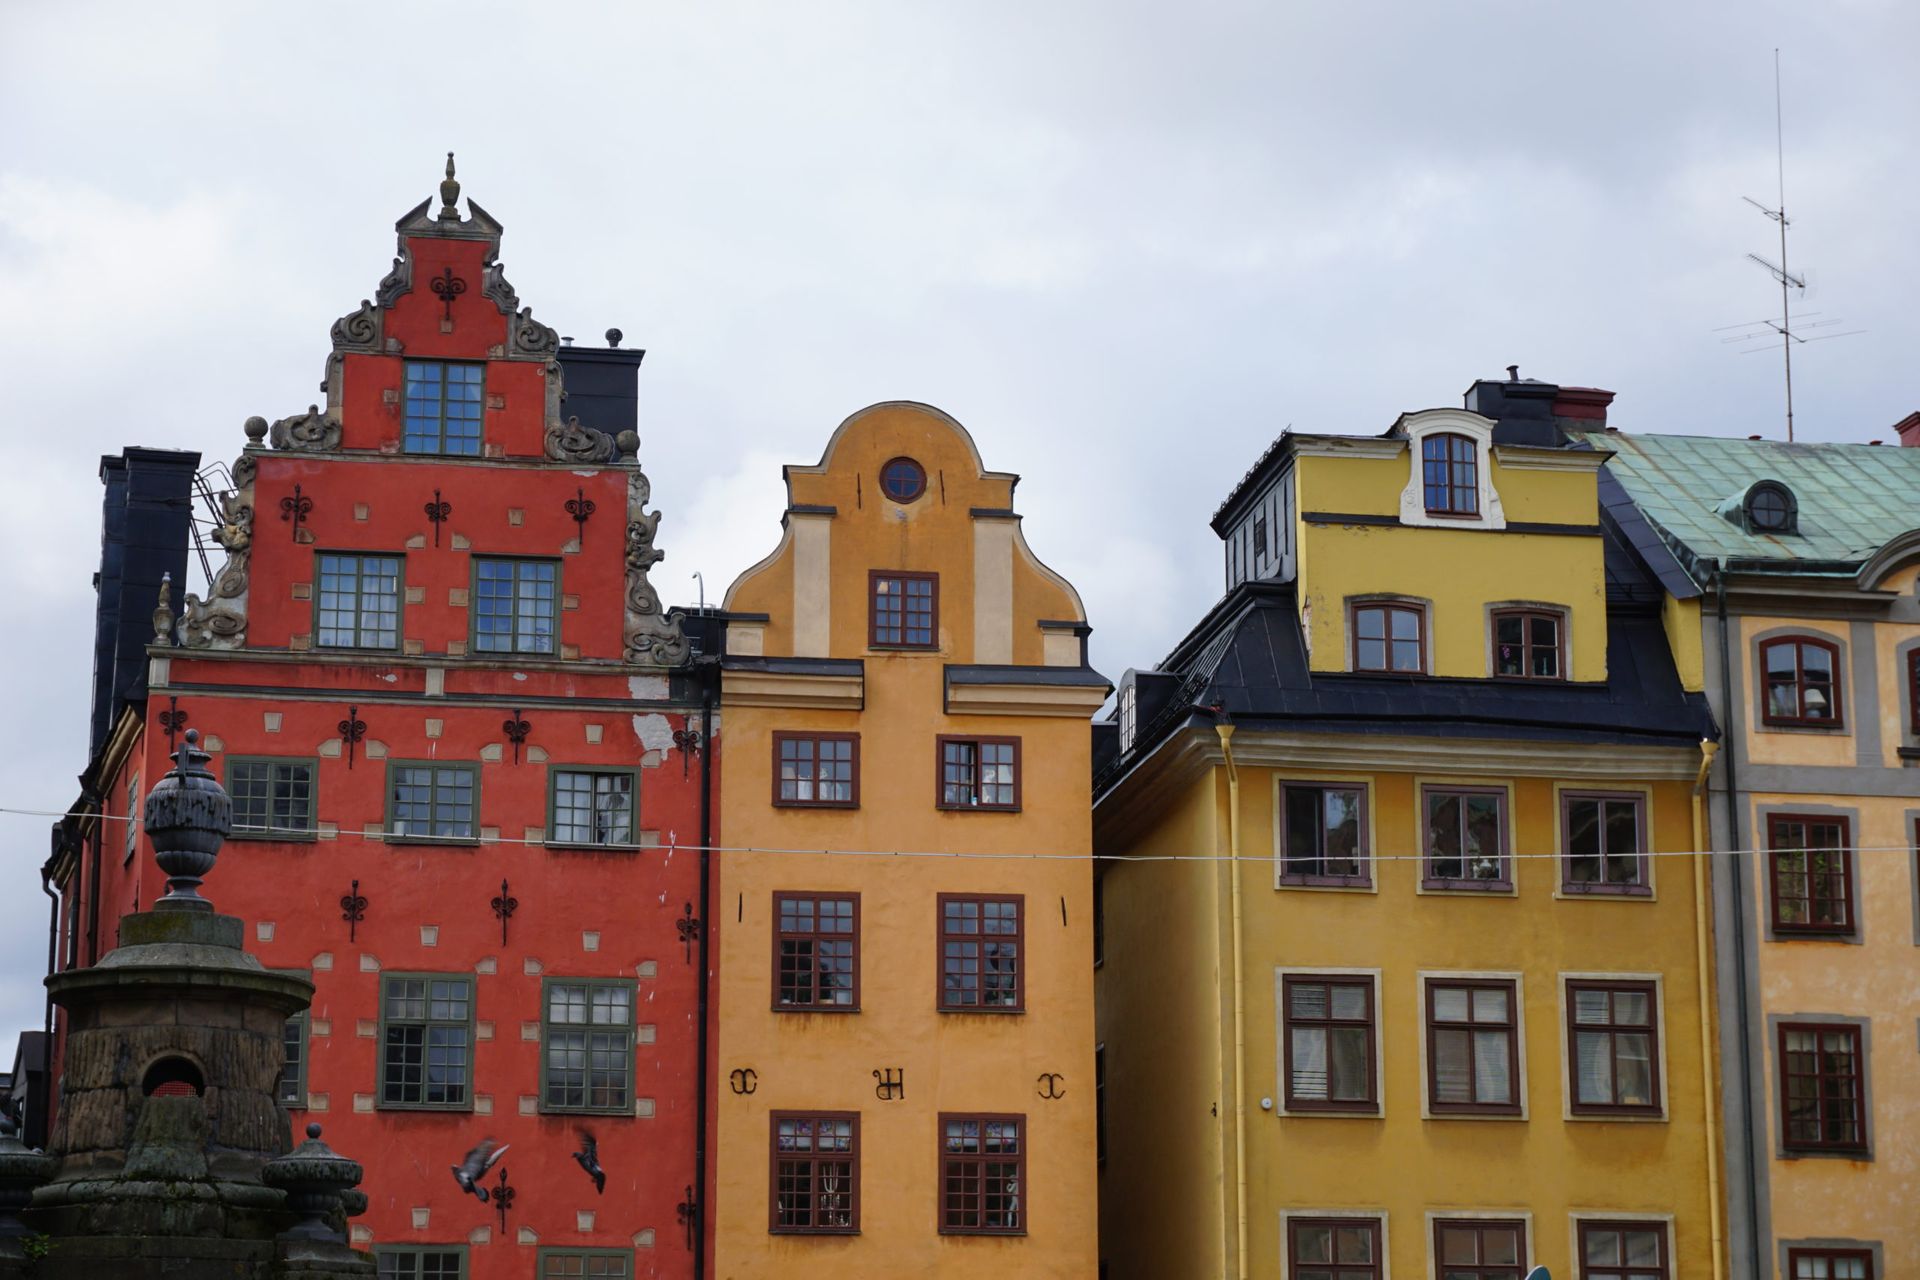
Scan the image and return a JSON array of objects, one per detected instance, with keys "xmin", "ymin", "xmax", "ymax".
[{"xmin": 1744, "ymin": 482, "xmax": 1797, "ymax": 534}]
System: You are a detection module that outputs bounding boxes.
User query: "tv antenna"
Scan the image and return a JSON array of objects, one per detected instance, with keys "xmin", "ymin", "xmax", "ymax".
[{"xmin": 1719, "ymin": 49, "xmax": 1862, "ymax": 441}]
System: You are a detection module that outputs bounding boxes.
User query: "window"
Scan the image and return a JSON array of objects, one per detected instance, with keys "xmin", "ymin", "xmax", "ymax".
[
  {"xmin": 1287, "ymin": 1217, "xmax": 1382, "ymax": 1280},
  {"xmin": 1493, "ymin": 609, "xmax": 1563, "ymax": 679},
  {"xmin": 474, "ymin": 558, "xmax": 557, "ymax": 655},
  {"xmin": 1092, "ymin": 874, "xmax": 1105, "ymax": 967},
  {"xmin": 939, "ymin": 894, "xmax": 1023, "ymax": 1012},
  {"xmin": 1253, "ymin": 512, "xmax": 1269, "ymax": 560},
  {"xmin": 870, "ymin": 571, "xmax": 937, "ymax": 648},
  {"xmin": 228, "ymin": 758, "xmax": 316, "ymax": 837},
  {"xmin": 879, "ymin": 456, "xmax": 926, "ymax": 504},
  {"xmin": 938, "ymin": 736, "xmax": 1020, "ymax": 810},
  {"xmin": 1787, "ymin": 1246, "xmax": 1874, "ymax": 1278},
  {"xmin": 1566, "ymin": 980, "xmax": 1660, "ymax": 1115},
  {"xmin": 1423, "ymin": 432, "xmax": 1480, "ymax": 516},
  {"xmin": 1908, "ymin": 648, "xmax": 1919, "ymax": 733},
  {"xmin": 124, "ymin": 774, "xmax": 139, "ymax": 864},
  {"xmin": 1768, "ymin": 815, "xmax": 1855, "ymax": 935},
  {"xmin": 1279, "ymin": 783, "xmax": 1369, "ymax": 886},
  {"xmin": 1779, "ymin": 1022, "xmax": 1867, "ymax": 1153},
  {"xmin": 774, "ymin": 893, "xmax": 859, "ymax": 1011},
  {"xmin": 279, "ymin": 1012, "xmax": 307, "ymax": 1107},
  {"xmin": 1761, "ymin": 635, "xmax": 1843, "ymax": 727},
  {"xmin": 771, "ymin": 1112, "xmax": 858, "ymax": 1232},
  {"xmin": 773, "ymin": 733, "xmax": 858, "ymax": 808},
  {"xmin": 1561, "ymin": 792, "xmax": 1648, "ymax": 894},
  {"xmin": 1423, "ymin": 786, "xmax": 1508, "ymax": 888},
  {"xmin": 380, "ymin": 975, "xmax": 472, "ymax": 1109},
  {"xmin": 1118, "ymin": 683, "xmax": 1137, "ymax": 754},
  {"xmin": 315, "ymin": 553, "xmax": 402, "ymax": 650},
  {"xmin": 1744, "ymin": 481, "xmax": 1797, "ymax": 534},
  {"xmin": 388, "ymin": 763, "xmax": 478, "ymax": 841},
  {"xmin": 376, "ymin": 1247, "xmax": 466, "ymax": 1280},
  {"xmin": 538, "ymin": 1251, "xmax": 631, "ymax": 1279},
  {"xmin": 1094, "ymin": 1045, "xmax": 1107, "ymax": 1165},
  {"xmin": 1281, "ymin": 975, "xmax": 1377, "ymax": 1112},
  {"xmin": 1351, "ymin": 602, "xmax": 1424, "ymax": 673},
  {"xmin": 1426, "ymin": 979, "xmax": 1519, "ymax": 1114},
  {"xmin": 1576, "ymin": 1220, "xmax": 1670, "ymax": 1280},
  {"xmin": 939, "ymin": 1114, "xmax": 1024, "ymax": 1235},
  {"xmin": 403, "ymin": 361, "xmax": 483, "ymax": 455},
  {"xmin": 542, "ymin": 980, "xmax": 635, "ymax": 1113},
  {"xmin": 1434, "ymin": 1219, "xmax": 1528, "ymax": 1280},
  {"xmin": 549, "ymin": 768, "xmax": 636, "ymax": 846}
]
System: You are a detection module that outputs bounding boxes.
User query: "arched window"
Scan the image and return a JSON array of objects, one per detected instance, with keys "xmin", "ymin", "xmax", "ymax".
[
  {"xmin": 1421, "ymin": 434, "xmax": 1479, "ymax": 516},
  {"xmin": 1760, "ymin": 636, "xmax": 1843, "ymax": 727},
  {"xmin": 1744, "ymin": 481, "xmax": 1797, "ymax": 534}
]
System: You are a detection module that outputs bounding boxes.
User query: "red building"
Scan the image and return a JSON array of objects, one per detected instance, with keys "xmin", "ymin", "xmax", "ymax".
[{"xmin": 47, "ymin": 160, "xmax": 715, "ymax": 1280}]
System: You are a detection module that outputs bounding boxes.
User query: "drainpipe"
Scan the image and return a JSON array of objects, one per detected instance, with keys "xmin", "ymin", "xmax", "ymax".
[
  {"xmin": 691, "ymin": 675, "xmax": 715, "ymax": 1280},
  {"xmin": 1714, "ymin": 568, "xmax": 1761, "ymax": 1272},
  {"xmin": 1690, "ymin": 740, "xmax": 1725, "ymax": 1280},
  {"xmin": 39, "ymin": 861, "xmax": 58, "ymax": 1147},
  {"xmin": 1213, "ymin": 724, "xmax": 1249, "ymax": 1280}
]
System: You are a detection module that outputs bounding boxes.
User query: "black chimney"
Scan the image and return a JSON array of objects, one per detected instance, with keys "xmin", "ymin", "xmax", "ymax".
[
  {"xmin": 1463, "ymin": 374, "xmax": 1562, "ymax": 447},
  {"xmin": 90, "ymin": 448, "xmax": 198, "ymax": 759}
]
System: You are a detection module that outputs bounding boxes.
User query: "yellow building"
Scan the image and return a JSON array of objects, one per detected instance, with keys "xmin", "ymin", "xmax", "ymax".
[
  {"xmin": 713, "ymin": 402, "xmax": 1107, "ymax": 1278},
  {"xmin": 1573, "ymin": 422, "xmax": 1920, "ymax": 1280},
  {"xmin": 1095, "ymin": 379, "xmax": 1724, "ymax": 1279}
]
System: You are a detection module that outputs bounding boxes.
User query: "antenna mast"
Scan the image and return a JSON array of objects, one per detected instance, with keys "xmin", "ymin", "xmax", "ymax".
[{"xmin": 1747, "ymin": 50, "xmax": 1799, "ymax": 440}]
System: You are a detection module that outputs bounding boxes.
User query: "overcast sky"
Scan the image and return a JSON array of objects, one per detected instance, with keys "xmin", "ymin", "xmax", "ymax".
[{"xmin": 2, "ymin": 2, "xmax": 1914, "ymax": 1064}]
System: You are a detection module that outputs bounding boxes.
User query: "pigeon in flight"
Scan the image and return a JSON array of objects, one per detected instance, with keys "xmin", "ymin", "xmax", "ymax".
[
  {"xmin": 451, "ymin": 1138, "xmax": 509, "ymax": 1201},
  {"xmin": 572, "ymin": 1129, "xmax": 605, "ymax": 1195}
]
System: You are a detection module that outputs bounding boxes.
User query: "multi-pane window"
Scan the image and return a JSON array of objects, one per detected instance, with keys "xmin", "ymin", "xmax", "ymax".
[
  {"xmin": 1434, "ymin": 1219, "xmax": 1527, "ymax": 1280},
  {"xmin": 1352, "ymin": 602, "xmax": 1424, "ymax": 673},
  {"xmin": 773, "ymin": 733, "xmax": 858, "ymax": 808},
  {"xmin": 1788, "ymin": 1247, "xmax": 1874, "ymax": 1279},
  {"xmin": 388, "ymin": 763, "xmax": 478, "ymax": 841},
  {"xmin": 1493, "ymin": 608, "xmax": 1563, "ymax": 679},
  {"xmin": 939, "ymin": 895, "xmax": 1023, "ymax": 1012},
  {"xmin": 1576, "ymin": 1220, "xmax": 1670, "ymax": 1280},
  {"xmin": 229, "ymin": 758, "xmax": 316, "ymax": 837},
  {"xmin": 879, "ymin": 456, "xmax": 926, "ymax": 504},
  {"xmin": 1427, "ymin": 979, "xmax": 1520, "ymax": 1114},
  {"xmin": 403, "ymin": 361, "xmax": 484, "ymax": 455},
  {"xmin": 1279, "ymin": 783, "xmax": 1368, "ymax": 885},
  {"xmin": 124, "ymin": 774, "xmax": 140, "ymax": 864},
  {"xmin": 542, "ymin": 980, "xmax": 634, "ymax": 1113},
  {"xmin": 1118, "ymin": 684, "xmax": 1138, "ymax": 754},
  {"xmin": 1561, "ymin": 792, "xmax": 1648, "ymax": 894},
  {"xmin": 279, "ymin": 1012, "xmax": 307, "ymax": 1107},
  {"xmin": 1761, "ymin": 635, "xmax": 1843, "ymax": 726},
  {"xmin": 775, "ymin": 893, "xmax": 858, "ymax": 1010},
  {"xmin": 539, "ymin": 1252, "xmax": 630, "ymax": 1280},
  {"xmin": 1779, "ymin": 1022, "xmax": 1866, "ymax": 1153},
  {"xmin": 939, "ymin": 1114, "xmax": 1024, "ymax": 1234},
  {"xmin": 380, "ymin": 975, "xmax": 472, "ymax": 1109},
  {"xmin": 1908, "ymin": 648, "xmax": 1919, "ymax": 733},
  {"xmin": 1566, "ymin": 980, "xmax": 1660, "ymax": 1115},
  {"xmin": 376, "ymin": 1248, "xmax": 466, "ymax": 1280},
  {"xmin": 1287, "ymin": 1217, "xmax": 1382, "ymax": 1280},
  {"xmin": 1422, "ymin": 432, "xmax": 1480, "ymax": 515},
  {"xmin": 1423, "ymin": 786, "xmax": 1507, "ymax": 887},
  {"xmin": 474, "ymin": 558, "xmax": 558, "ymax": 655},
  {"xmin": 771, "ymin": 1112, "xmax": 858, "ymax": 1232},
  {"xmin": 549, "ymin": 769, "xmax": 635, "ymax": 846},
  {"xmin": 1768, "ymin": 815, "xmax": 1854, "ymax": 935},
  {"xmin": 1282, "ymin": 975, "xmax": 1377, "ymax": 1112},
  {"xmin": 938, "ymin": 737, "xmax": 1019, "ymax": 810},
  {"xmin": 870, "ymin": 571, "xmax": 937, "ymax": 648},
  {"xmin": 316, "ymin": 553, "xmax": 402, "ymax": 649}
]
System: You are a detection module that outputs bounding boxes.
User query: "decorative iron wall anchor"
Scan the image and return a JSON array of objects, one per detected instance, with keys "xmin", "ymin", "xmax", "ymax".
[
  {"xmin": 491, "ymin": 879, "xmax": 518, "ymax": 946},
  {"xmin": 565, "ymin": 487, "xmax": 596, "ymax": 544},
  {"xmin": 675, "ymin": 1186, "xmax": 696, "ymax": 1251},
  {"xmin": 492, "ymin": 1165, "xmax": 514, "ymax": 1235},
  {"xmin": 157, "ymin": 695, "xmax": 189, "ymax": 752},
  {"xmin": 341, "ymin": 879, "xmax": 367, "ymax": 942},
  {"xmin": 672, "ymin": 726, "xmax": 702, "ymax": 781},
  {"xmin": 338, "ymin": 705, "xmax": 367, "ymax": 769},
  {"xmin": 424, "ymin": 489, "xmax": 451, "ymax": 546},
  {"xmin": 1036, "ymin": 1073, "xmax": 1066, "ymax": 1100},
  {"xmin": 502, "ymin": 711, "xmax": 530, "ymax": 764},
  {"xmin": 279, "ymin": 483, "xmax": 312, "ymax": 541},
  {"xmin": 675, "ymin": 902, "xmax": 700, "ymax": 963},
  {"xmin": 431, "ymin": 266, "xmax": 467, "ymax": 323},
  {"xmin": 728, "ymin": 1068, "xmax": 757, "ymax": 1096},
  {"xmin": 873, "ymin": 1068, "xmax": 905, "ymax": 1101}
]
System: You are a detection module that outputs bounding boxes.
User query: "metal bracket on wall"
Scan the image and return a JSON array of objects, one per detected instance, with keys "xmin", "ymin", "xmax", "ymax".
[
  {"xmin": 675, "ymin": 903, "xmax": 700, "ymax": 963},
  {"xmin": 672, "ymin": 727, "xmax": 702, "ymax": 781},
  {"xmin": 431, "ymin": 266, "xmax": 466, "ymax": 323},
  {"xmin": 338, "ymin": 706, "xmax": 366, "ymax": 770},
  {"xmin": 1037, "ymin": 1073, "xmax": 1066, "ymax": 1100},
  {"xmin": 565, "ymin": 487, "xmax": 596, "ymax": 544},
  {"xmin": 492, "ymin": 1165, "xmax": 514, "ymax": 1235},
  {"xmin": 341, "ymin": 879, "xmax": 367, "ymax": 943},
  {"xmin": 502, "ymin": 711, "xmax": 530, "ymax": 764},
  {"xmin": 424, "ymin": 489, "xmax": 451, "ymax": 546},
  {"xmin": 157, "ymin": 696, "xmax": 189, "ymax": 752},
  {"xmin": 728, "ymin": 1068, "xmax": 757, "ymax": 1096},
  {"xmin": 279, "ymin": 483, "xmax": 312, "ymax": 541},
  {"xmin": 873, "ymin": 1068, "xmax": 905, "ymax": 1101},
  {"xmin": 491, "ymin": 879, "xmax": 518, "ymax": 946},
  {"xmin": 675, "ymin": 1186, "xmax": 696, "ymax": 1251}
]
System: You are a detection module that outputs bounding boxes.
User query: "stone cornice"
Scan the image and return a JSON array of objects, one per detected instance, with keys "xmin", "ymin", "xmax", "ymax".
[{"xmin": 720, "ymin": 667, "xmax": 865, "ymax": 711}]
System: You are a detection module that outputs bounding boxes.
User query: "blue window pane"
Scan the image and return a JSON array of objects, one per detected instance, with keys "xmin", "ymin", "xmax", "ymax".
[{"xmin": 404, "ymin": 361, "xmax": 484, "ymax": 455}]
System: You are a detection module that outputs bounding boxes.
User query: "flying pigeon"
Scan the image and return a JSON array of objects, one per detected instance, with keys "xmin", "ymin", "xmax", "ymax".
[
  {"xmin": 451, "ymin": 1138, "xmax": 509, "ymax": 1201},
  {"xmin": 572, "ymin": 1129, "xmax": 605, "ymax": 1195}
]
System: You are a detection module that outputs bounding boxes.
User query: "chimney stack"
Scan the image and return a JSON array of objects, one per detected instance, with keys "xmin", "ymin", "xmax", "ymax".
[{"xmin": 1893, "ymin": 411, "xmax": 1920, "ymax": 448}]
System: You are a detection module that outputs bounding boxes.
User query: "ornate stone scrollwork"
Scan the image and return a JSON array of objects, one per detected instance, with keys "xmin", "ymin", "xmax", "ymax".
[
  {"xmin": 544, "ymin": 415, "xmax": 617, "ymax": 465},
  {"xmin": 375, "ymin": 251, "xmax": 413, "ymax": 308},
  {"xmin": 152, "ymin": 573, "xmax": 176, "ymax": 645},
  {"xmin": 269, "ymin": 404, "xmax": 343, "ymax": 452},
  {"xmin": 512, "ymin": 306, "xmax": 560, "ymax": 357},
  {"xmin": 180, "ymin": 442, "xmax": 258, "ymax": 650},
  {"xmin": 483, "ymin": 256, "xmax": 520, "ymax": 316},
  {"xmin": 623, "ymin": 467, "xmax": 689, "ymax": 667},
  {"xmin": 329, "ymin": 299, "xmax": 381, "ymax": 353}
]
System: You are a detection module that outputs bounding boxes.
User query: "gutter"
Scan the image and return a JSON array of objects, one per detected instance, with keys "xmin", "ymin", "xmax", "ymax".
[
  {"xmin": 1714, "ymin": 566, "xmax": 1762, "ymax": 1272},
  {"xmin": 692, "ymin": 667, "xmax": 716, "ymax": 1279},
  {"xmin": 1690, "ymin": 740, "xmax": 1725, "ymax": 1280},
  {"xmin": 1213, "ymin": 724, "xmax": 1249, "ymax": 1280}
]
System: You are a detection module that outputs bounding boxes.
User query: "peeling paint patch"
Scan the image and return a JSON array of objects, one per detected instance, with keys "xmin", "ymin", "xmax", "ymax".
[
  {"xmin": 627, "ymin": 674, "xmax": 670, "ymax": 700},
  {"xmin": 632, "ymin": 713, "xmax": 676, "ymax": 754}
]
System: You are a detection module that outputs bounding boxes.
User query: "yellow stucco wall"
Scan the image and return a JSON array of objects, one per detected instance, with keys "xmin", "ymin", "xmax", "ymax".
[
  {"xmin": 1664, "ymin": 595, "xmax": 1706, "ymax": 693},
  {"xmin": 715, "ymin": 402, "xmax": 1098, "ymax": 1278}
]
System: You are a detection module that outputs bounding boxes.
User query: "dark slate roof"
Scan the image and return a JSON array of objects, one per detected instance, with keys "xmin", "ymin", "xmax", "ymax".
[{"xmin": 946, "ymin": 664, "xmax": 1112, "ymax": 688}]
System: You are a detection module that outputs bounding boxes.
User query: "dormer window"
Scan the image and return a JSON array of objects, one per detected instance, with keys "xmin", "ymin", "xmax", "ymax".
[
  {"xmin": 1351, "ymin": 602, "xmax": 1425, "ymax": 674},
  {"xmin": 1118, "ymin": 684, "xmax": 1138, "ymax": 754},
  {"xmin": 404, "ymin": 361, "xmax": 484, "ymax": 455},
  {"xmin": 1422, "ymin": 434, "xmax": 1479, "ymax": 517},
  {"xmin": 1744, "ymin": 481, "xmax": 1797, "ymax": 534},
  {"xmin": 1492, "ymin": 608, "xmax": 1564, "ymax": 680}
]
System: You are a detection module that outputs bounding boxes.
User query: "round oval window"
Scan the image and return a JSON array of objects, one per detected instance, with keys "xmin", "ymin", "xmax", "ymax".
[
  {"xmin": 1747, "ymin": 485, "xmax": 1791, "ymax": 531},
  {"xmin": 880, "ymin": 457, "xmax": 927, "ymax": 504}
]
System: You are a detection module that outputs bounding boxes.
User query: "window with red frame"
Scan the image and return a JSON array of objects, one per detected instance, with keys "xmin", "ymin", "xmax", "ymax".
[
  {"xmin": 1908, "ymin": 648, "xmax": 1919, "ymax": 733},
  {"xmin": 1282, "ymin": 975, "xmax": 1377, "ymax": 1112},
  {"xmin": 1779, "ymin": 1022, "xmax": 1867, "ymax": 1154},
  {"xmin": 1352, "ymin": 602, "xmax": 1424, "ymax": 672},
  {"xmin": 939, "ymin": 1114, "xmax": 1023, "ymax": 1234},
  {"xmin": 773, "ymin": 733, "xmax": 858, "ymax": 808},
  {"xmin": 870, "ymin": 571, "xmax": 937, "ymax": 648},
  {"xmin": 938, "ymin": 895, "xmax": 1023, "ymax": 1011},
  {"xmin": 1434, "ymin": 1218, "xmax": 1528, "ymax": 1280},
  {"xmin": 938, "ymin": 736, "xmax": 1019, "ymax": 810},
  {"xmin": 1422, "ymin": 433, "xmax": 1480, "ymax": 515},
  {"xmin": 1767, "ymin": 815, "xmax": 1855, "ymax": 935},
  {"xmin": 770, "ymin": 1112, "xmax": 858, "ymax": 1233},
  {"xmin": 1423, "ymin": 786, "xmax": 1508, "ymax": 888},
  {"xmin": 1280, "ymin": 783, "xmax": 1369, "ymax": 885},
  {"xmin": 1566, "ymin": 980, "xmax": 1661, "ymax": 1115},
  {"xmin": 1561, "ymin": 792, "xmax": 1648, "ymax": 894},
  {"xmin": 1576, "ymin": 1220, "xmax": 1670, "ymax": 1280},
  {"xmin": 1287, "ymin": 1217, "xmax": 1382, "ymax": 1280},
  {"xmin": 1426, "ymin": 980, "xmax": 1520, "ymax": 1114},
  {"xmin": 1493, "ymin": 608, "xmax": 1563, "ymax": 679},
  {"xmin": 1761, "ymin": 636, "xmax": 1843, "ymax": 726},
  {"xmin": 773, "ymin": 893, "xmax": 858, "ymax": 1011},
  {"xmin": 1787, "ymin": 1246, "xmax": 1874, "ymax": 1279}
]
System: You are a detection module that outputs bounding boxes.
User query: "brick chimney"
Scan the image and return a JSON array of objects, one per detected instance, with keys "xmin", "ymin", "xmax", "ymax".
[
  {"xmin": 1893, "ymin": 411, "xmax": 1920, "ymax": 447},
  {"xmin": 1552, "ymin": 386, "xmax": 1615, "ymax": 427}
]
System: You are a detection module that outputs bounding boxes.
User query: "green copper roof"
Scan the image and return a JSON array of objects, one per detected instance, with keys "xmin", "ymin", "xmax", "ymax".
[{"xmin": 1567, "ymin": 429, "xmax": 1920, "ymax": 569}]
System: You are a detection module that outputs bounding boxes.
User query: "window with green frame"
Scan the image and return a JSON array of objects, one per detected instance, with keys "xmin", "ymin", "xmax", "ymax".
[
  {"xmin": 542, "ymin": 979, "xmax": 636, "ymax": 1113},
  {"xmin": 403, "ymin": 361, "xmax": 484, "ymax": 455},
  {"xmin": 228, "ymin": 757, "xmax": 317, "ymax": 837},
  {"xmin": 379, "ymin": 974, "xmax": 473, "ymax": 1109},
  {"xmin": 473, "ymin": 558, "xmax": 558, "ymax": 655},
  {"xmin": 376, "ymin": 1245, "xmax": 467, "ymax": 1279},
  {"xmin": 387, "ymin": 763, "xmax": 478, "ymax": 841},
  {"xmin": 537, "ymin": 1248, "xmax": 631, "ymax": 1279},
  {"xmin": 548, "ymin": 769, "xmax": 637, "ymax": 846},
  {"xmin": 279, "ymin": 1011, "xmax": 307, "ymax": 1107},
  {"xmin": 316, "ymin": 553, "xmax": 402, "ymax": 649}
]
